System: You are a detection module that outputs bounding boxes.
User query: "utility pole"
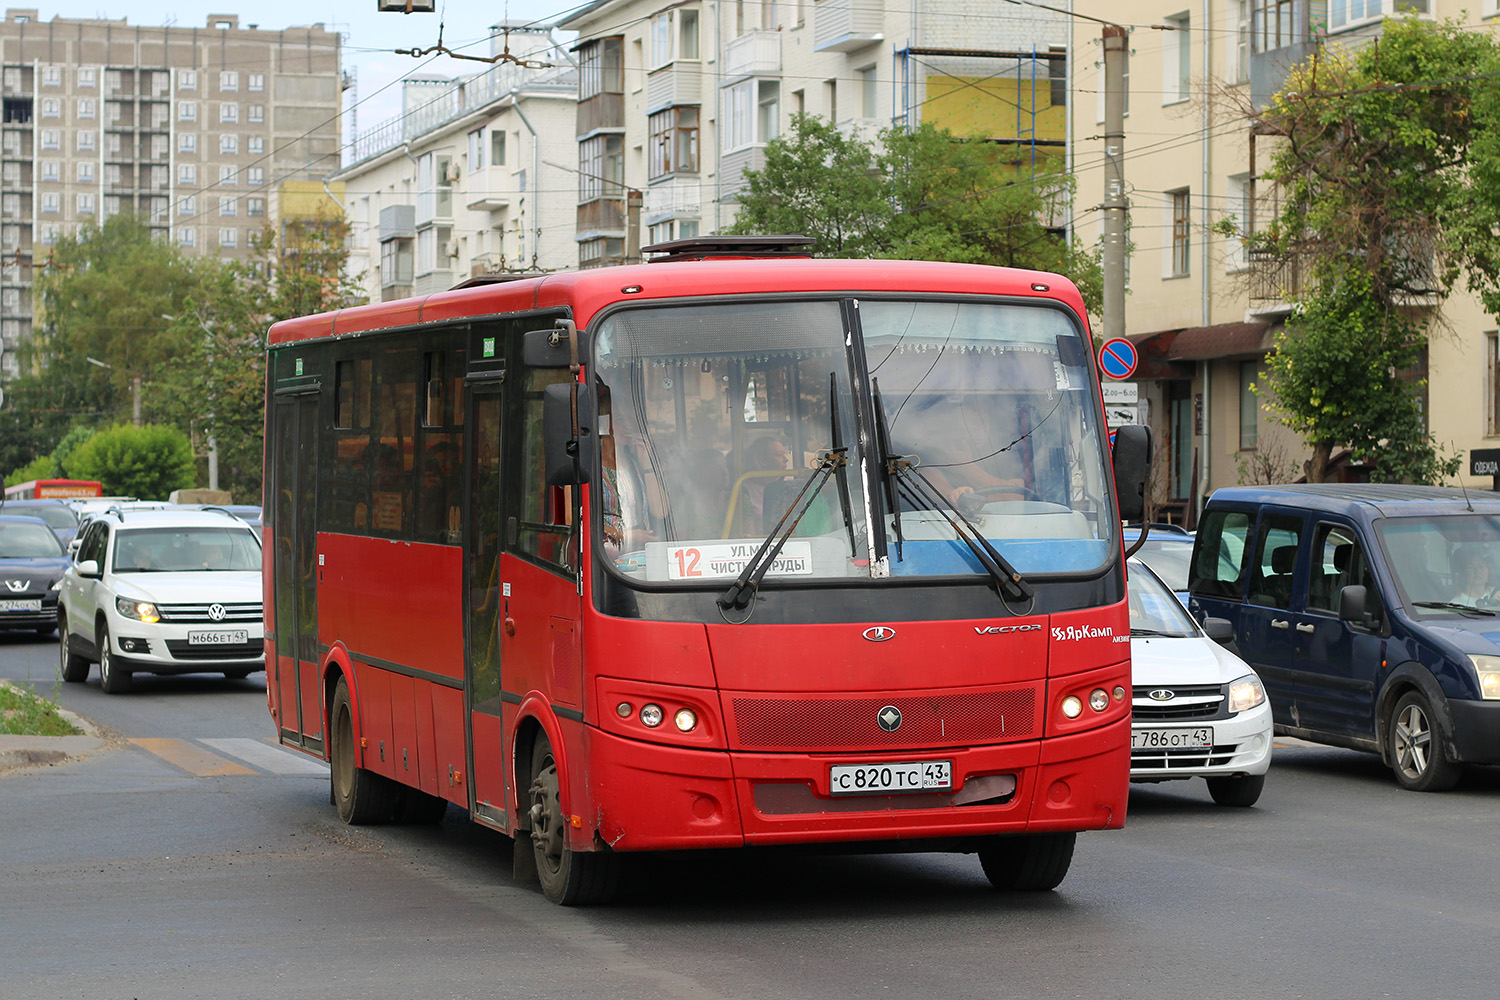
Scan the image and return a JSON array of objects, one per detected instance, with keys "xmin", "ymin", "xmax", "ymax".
[{"xmin": 1101, "ymin": 24, "xmax": 1129, "ymax": 343}]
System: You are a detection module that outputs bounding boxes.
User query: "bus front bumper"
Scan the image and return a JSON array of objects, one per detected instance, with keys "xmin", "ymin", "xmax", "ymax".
[{"xmin": 585, "ymin": 717, "xmax": 1129, "ymax": 853}]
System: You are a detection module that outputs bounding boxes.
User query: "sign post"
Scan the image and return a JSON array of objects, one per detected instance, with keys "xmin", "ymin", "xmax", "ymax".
[{"xmin": 1098, "ymin": 338, "xmax": 1138, "ymax": 380}]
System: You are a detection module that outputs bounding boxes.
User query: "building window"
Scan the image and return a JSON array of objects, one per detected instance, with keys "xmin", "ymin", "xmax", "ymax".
[
  {"xmin": 579, "ymin": 134, "xmax": 624, "ymax": 201},
  {"xmin": 77, "ymin": 130, "xmax": 96, "ymax": 151},
  {"xmin": 1169, "ymin": 188, "xmax": 1191, "ymax": 277},
  {"xmin": 651, "ymin": 11, "xmax": 674, "ymax": 68},
  {"xmin": 220, "ymin": 134, "xmax": 239, "ymax": 155},
  {"xmin": 248, "ymin": 73, "xmax": 265, "ymax": 92},
  {"xmin": 179, "ymin": 164, "xmax": 197, "ymax": 185},
  {"xmin": 247, "ymin": 197, "xmax": 265, "ymax": 217},
  {"xmin": 220, "ymin": 196, "xmax": 237, "ymax": 217},
  {"xmin": 41, "ymin": 193, "xmax": 59, "ymax": 213},
  {"xmin": 77, "ymin": 193, "xmax": 96, "ymax": 215},
  {"xmin": 180, "ymin": 69, "xmax": 197, "ymax": 91},
  {"xmin": 248, "ymin": 104, "xmax": 264, "ymax": 123},
  {"xmin": 468, "ymin": 128, "xmax": 485, "ymax": 171},
  {"xmin": 77, "ymin": 98, "xmax": 96, "ymax": 119},
  {"xmin": 681, "ymin": 9, "xmax": 700, "ymax": 58},
  {"xmin": 248, "ymin": 167, "xmax": 264, "ymax": 186},
  {"xmin": 41, "ymin": 98, "xmax": 59, "ymax": 118},
  {"xmin": 1233, "ymin": 0, "xmax": 1251, "ymax": 84},
  {"xmin": 1328, "ymin": 0, "xmax": 1403, "ymax": 32},
  {"xmin": 1164, "ymin": 12, "xmax": 1190, "ymax": 103},
  {"xmin": 180, "ymin": 133, "xmax": 196, "ymax": 153},
  {"xmin": 860, "ymin": 66, "xmax": 877, "ymax": 118},
  {"xmin": 178, "ymin": 227, "xmax": 196, "ymax": 247},
  {"xmin": 492, "ymin": 130, "xmax": 506, "ymax": 166},
  {"xmin": 220, "ymin": 71, "xmax": 239, "ymax": 92},
  {"xmin": 40, "ymin": 129, "xmax": 60, "ymax": 150},
  {"xmin": 220, "ymin": 165, "xmax": 238, "ymax": 185},
  {"xmin": 579, "ymin": 236, "xmax": 624, "ymax": 269},
  {"xmin": 248, "ymin": 136, "xmax": 264, "ymax": 155},
  {"xmin": 648, "ymin": 106, "xmax": 700, "ymax": 178},
  {"xmin": 41, "ymin": 161, "xmax": 59, "ymax": 182},
  {"xmin": 1226, "ymin": 173, "xmax": 1251, "ymax": 271},
  {"xmin": 758, "ymin": 80, "xmax": 781, "ymax": 141},
  {"xmin": 1240, "ymin": 360, "xmax": 1259, "ymax": 450},
  {"xmin": 220, "ymin": 103, "xmax": 238, "ymax": 123},
  {"xmin": 78, "ymin": 67, "xmax": 96, "ymax": 88},
  {"xmin": 77, "ymin": 162, "xmax": 95, "ymax": 183},
  {"xmin": 579, "ymin": 36, "xmax": 624, "ymax": 99},
  {"xmin": 1489, "ymin": 332, "xmax": 1500, "ymax": 436},
  {"xmin": 1253, "ymin": 0, "xmax": 1302, "ymax": 53},
  {"xmin": 724, "ymin": 81, "xmax": 754, "ymax": 150},
  {"xmin": 180, "ymin": 196, "xmax": 197, "ymax": 216},
  {"xmin": 219, "ymin": 227, "xmax": 238, "ymax": 247},
  {"xmin": 41, "ymin": 66, "xmax": 60, "ymax": 87},
  {"xmin": 180, "ymin": 101, "xmax": 197, "ymax": 121}
]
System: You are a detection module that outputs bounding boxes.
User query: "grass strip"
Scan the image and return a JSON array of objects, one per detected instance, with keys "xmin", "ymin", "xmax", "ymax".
[{"xmin": 0, "ymin": 681, "xmax": 83, "ymax": 737}]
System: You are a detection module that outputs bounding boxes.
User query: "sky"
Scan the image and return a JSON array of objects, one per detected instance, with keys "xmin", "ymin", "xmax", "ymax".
[{"xmin": 37, "ymin": 1, "xmax": 579, "ymax": 161}]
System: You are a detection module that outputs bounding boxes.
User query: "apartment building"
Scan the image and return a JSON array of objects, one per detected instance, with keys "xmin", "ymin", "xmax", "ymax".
[
  {"xmin": 1069, "ymin": 2, "xmax": 1500, "ymax": 523},
  {"xmin": 333, "ymin": 26, "xmax": 577, "ymax": 301},
  {"xmin": 558, "ymin": 0, "xmax": 1071, "ymax": 267},
  {"xmin": 0, "ymin": 9, "xmax": 342, "ymax": 377}
]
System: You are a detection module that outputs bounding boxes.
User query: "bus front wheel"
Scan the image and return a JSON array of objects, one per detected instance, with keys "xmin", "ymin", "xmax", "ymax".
[
  {"xmin": 978, "ymin": 832, "xmax": 1076, "ymax": 891},
  {"xmin": 330, "ymin": 678, "xmax": 399, "ymax": 824},
  {"xmin": 527, "ymin": 736, "xmax": 619, "ymax": 905}
]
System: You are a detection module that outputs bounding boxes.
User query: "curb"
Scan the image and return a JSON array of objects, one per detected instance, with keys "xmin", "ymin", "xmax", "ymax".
[{"xmin": 0, "ymin": 682, "xmax": 108, "ymax": 773}]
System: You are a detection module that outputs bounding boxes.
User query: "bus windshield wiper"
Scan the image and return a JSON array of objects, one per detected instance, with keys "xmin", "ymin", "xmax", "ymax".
[
  {"xmin": 1412, "ymin": 601, "xmax": 1497, "ymax": 617},
  {"xmin": 717, "ymin": 445, "xmax": 847, "ymax": 612},
  {"xmin": 871, "ymin": 380, "xmax": 1031, "ymax": 604}
]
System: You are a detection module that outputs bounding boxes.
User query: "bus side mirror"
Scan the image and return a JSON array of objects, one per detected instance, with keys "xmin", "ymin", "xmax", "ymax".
[
  {"xmin": 523, "ymin": 323, "xmax": 588, "ymax": 369},
  {"xmin": 1112, "ymin": 424, "xmax": 1152, "ymax": 523},
  {"xmin": 542, "ymin": 383, "xmax": 594, "ymax": 488}
]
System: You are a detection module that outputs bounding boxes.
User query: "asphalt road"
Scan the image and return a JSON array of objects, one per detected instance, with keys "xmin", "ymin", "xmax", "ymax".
[{"xmin": 3, "ymin": 629, "xmax": 1498, "ymax": 1000}]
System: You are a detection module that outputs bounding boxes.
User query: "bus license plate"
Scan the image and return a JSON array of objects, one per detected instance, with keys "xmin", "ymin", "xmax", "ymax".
[
  {"xmin": 1131, "ymin": 727, "xmax": 1213, "ymax": 749},
  {"xmin": 0, "ymin": 599, "xmax": 41, "ymax": 612},
  {"xmin": 829, "ymin": 760, "xmax": 952, "ymax": 796},
  {"xmin": 188, "ymin": 629, "xmax": 249, "ymax": 645}
]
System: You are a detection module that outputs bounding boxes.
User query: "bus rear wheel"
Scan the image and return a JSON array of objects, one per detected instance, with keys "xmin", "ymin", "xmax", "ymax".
[
  {"xmin": 527, "ymin": 736, "xmax": 619, "ymax": 905},
  {"xmin": 330, "ymin": 678, "xmax": 399, "ymax": 824},
  {"xmin": 977, "ymin": 832, "xmax": 1076, "ymax": 891}
]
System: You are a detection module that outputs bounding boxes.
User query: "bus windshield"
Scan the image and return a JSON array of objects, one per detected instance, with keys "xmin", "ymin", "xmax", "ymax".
[{"xmin": 591, "ymin": 297, "xmax": 1113, "ymax": 585}]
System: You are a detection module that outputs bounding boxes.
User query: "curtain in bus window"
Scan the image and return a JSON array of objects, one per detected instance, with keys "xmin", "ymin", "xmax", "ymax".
[
  {"xmin": 370, "ymin": 350, "xmax": 417, "ymax": 535},
  {"xmin": 859, "ymin": 299, "xmax": 1113, "ymax": 577}
]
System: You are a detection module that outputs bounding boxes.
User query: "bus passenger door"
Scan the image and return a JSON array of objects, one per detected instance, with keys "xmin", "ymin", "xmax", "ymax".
[
  {"xmin": 464, "ymin": 378, "xmax": 508, "ymax": 829},
  {"xmin": 271, "ymin": 390, "xmax": 322, "ymax": 750}
]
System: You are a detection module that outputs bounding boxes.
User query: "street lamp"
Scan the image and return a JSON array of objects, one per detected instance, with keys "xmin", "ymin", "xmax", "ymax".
[
  {"xmin": 161, "ymin": 314, "xmax": 219, "ymax": 491},
  {"xmin": 85, "ymin": 357, "xmax": 142, "ymax": 427}
]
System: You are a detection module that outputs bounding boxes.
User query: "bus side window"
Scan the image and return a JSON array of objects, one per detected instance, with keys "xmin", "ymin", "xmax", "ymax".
[{"xmin": 514, "ymin": 368, "xmax": 577, "ymax": 573}]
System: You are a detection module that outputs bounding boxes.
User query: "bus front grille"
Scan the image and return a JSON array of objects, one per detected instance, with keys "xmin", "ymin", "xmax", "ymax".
[{"xmin": 729, "ymin": 688, "xmax": 1038, "ymax": 751}]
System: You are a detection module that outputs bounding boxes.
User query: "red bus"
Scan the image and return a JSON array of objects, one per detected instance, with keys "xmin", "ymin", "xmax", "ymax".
[
  {"xmin": 263, "ymin": 238, "xmax": 1149, "ymax": 904},
  {"xmin": 4, "ymin": 478, "xmax": 104, "ymax": 500}
]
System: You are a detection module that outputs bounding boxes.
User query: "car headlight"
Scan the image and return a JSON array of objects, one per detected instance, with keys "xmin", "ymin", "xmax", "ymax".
[
  {"xmin": 1227, "ymin": 673, "xmax": 1266, "ymax": 714},
  {"xmin": 51, "ymin": 578, "xmax": 64, "ymax": 591},
  {"xmin": 116, "ymin": 596, "xmax": 161, "ymax": 624},
  {"xmin": 1468, "ymin": 654, "xmax": 1500, "ymax": 700}
]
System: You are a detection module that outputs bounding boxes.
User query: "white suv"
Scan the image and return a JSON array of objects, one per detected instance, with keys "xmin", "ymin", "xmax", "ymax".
[{"xmin": 58, "ymin": 508, "xmax": 264, "ymax": 693}]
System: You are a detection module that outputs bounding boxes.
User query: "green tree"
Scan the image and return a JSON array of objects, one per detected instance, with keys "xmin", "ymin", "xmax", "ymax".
[
  {"xmin": 1233, "ymin": 18, "xmax": 1500, "ymax": 482},
  {"xmin": 5, "ymin": 455, "xmax": 58, "ymax": 488},
  {"xmin": 727, "ymin": 116, "xmax": 1102, "ymax": 312},
  {"xmin": 66, "ymin": 424, "xmax": 196, "ymax": 500}
]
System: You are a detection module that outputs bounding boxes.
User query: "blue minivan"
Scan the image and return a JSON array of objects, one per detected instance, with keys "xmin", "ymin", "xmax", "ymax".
[{"xmin": 1187, "ymin": 485, "xmax": 1500, "ymax": 791}]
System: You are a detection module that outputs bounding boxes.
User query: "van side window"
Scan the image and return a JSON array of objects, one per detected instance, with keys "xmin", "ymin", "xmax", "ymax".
[
  {"xmin": 1249, "ymin": 515, "xmax": 1303, "ymax": 607},
  {"xmin": 1308, "ymin": 524, "xmax": 1375, "ymax": 613},
  {"xmin": 1189, "ymin": 509, "xmax": 1252, "ymax": 599}
]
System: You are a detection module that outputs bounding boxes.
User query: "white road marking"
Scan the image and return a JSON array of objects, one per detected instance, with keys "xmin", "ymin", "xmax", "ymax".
[{"xmin": 200, "ymin": 738, "xmax": 329, "ymax": 775}]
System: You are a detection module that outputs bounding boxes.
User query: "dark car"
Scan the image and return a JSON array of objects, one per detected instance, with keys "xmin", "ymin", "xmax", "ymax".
[
  {"xmin": 0, "ymin": 499, "xmax": 82, "ymax": 548},
  {"xmin": 1188, "ymin": 484, "xmax": 1500, "ymax": 791},
  {"xmin": 0, "ymin": 514, "xmax": 72, "ymax": 635}
]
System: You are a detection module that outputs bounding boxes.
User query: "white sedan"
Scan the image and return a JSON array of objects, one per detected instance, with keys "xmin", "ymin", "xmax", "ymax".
[{"xmin": 1128, "ymin": 559, "xmax": 1273, "ymax": 807}]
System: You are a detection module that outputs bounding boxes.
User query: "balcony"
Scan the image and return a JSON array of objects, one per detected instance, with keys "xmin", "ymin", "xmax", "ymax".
[
  {"xmin": 645, "ymin": 177, "xmax": 702, "ymax": 220},
  {"xmin": 1247, "ymin": 250, "xmax": 1301, "ymax": 312},
  {"xmin": 576, "ymin": 197, "xmax": 625, "ymax": 237},
  {"xmin": 646, "ymin": 61, "xmax": 702, "ymax": 113},
  {"xmin": 723, "ymin": 30, "xmax": 781, "ymax": 80},
  {"xmin": 720, "ymin": 147, "xmax": 768, "ymax": 203},
  {"xmin": 813, "ymin": 0, "xmax": 884, "ymax": 53},
  {"xmin": 577, "ymin": 93, "xmax": 624, "ymax": 138}
]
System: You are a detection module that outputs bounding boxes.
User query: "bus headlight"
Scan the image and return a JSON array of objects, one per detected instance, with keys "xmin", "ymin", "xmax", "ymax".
[
  {"xmin": 639, "ymin": 703, "xmax": 664, "ymax": 728},
  {"xmin": 1089, "ymin": 688, "xmax": 1110, "ymax": 712},
  {"xmin": 1227, "ymin": 674, "xmax": 1266, "ymax": 713},
  {"xmin": 1468, "ymin": 655, "xmax": 1500, "ymax": 700},
  {"xmin": 673, "ymin": 708, "xmax": 698, "ymax": 732},
  {"xmin": 116, "ymin": 596, "xmax": 160, "ymax": 624},
  {"xmin": 1061, "ymin": 696, "xmax": 1083, "ymax": 719}
]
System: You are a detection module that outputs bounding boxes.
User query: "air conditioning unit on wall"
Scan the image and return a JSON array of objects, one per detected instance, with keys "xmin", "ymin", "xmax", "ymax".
[
  {"xmin": 443, "ymin": 161, "xmax": 462, "ymax": 183},
  {"xmin": 442, "ymin": 239, "xmax": 460, "ymax": 259}
]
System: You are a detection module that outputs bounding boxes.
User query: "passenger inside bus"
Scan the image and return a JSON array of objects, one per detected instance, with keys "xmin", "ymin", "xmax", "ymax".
[
  {"xmin": 737, "ymin": 434, "xmax": 796, "ymax": 533},
  {"xmin": 599, "ymin": 393, "xmax": 668, "ymax": 558}
]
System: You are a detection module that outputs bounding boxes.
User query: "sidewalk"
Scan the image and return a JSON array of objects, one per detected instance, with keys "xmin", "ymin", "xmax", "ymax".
[{"xmin": 0, "ymin": 685, "xmax": 107, "ymax": 772}]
